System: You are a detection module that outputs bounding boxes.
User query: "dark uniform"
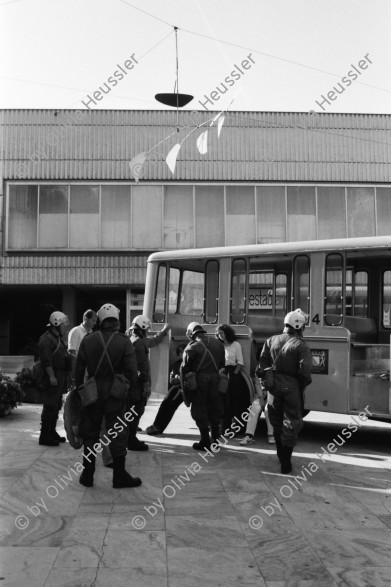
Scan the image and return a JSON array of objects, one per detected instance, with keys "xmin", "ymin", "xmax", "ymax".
[
  {"xmin": 127, "ymin": 329, "xmax": 167, "ymax": 447},
  {"xmin": 181, "ymin": 333, "xmax": 225, "ymax": 447},
  {"xmin": 38, "ymin": 326, "xmax": 70, "ymax": 443},
  {"xmin": 258, "ymin": 332, "xmax": 312, "ymax": 448},
  {"xmin": 75, "ymin": 326, "xmax": 138, "ymax": 462}
]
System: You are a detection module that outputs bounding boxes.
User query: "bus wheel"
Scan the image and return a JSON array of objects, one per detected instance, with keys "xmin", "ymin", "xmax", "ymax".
[{"xmin": 303, "ymin": 409, "xmax": 310, "ymax": 417}]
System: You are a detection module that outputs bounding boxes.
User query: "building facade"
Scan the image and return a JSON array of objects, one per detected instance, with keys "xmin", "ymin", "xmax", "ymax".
[{"xmin": 1, "ymin": 109, "xmax": 390, "ymax": 353}]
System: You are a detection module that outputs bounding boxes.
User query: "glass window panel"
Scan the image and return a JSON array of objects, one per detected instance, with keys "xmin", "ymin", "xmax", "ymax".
[
  {"xmin": 153, "ymin": 264, "xmax": 166, "ymax": 322},
  {"xmin": 8, "ymin": 185, "xmax": 38, "ymax": 249},
  {"xmin": 195, "ymin": 186, "xmax": 224, "ymax": 247},
  {"xmin": 317, "ymin": 187, "xmax": 346, "ymax": 239},
  {"xmin": 101, "ymin": 185, "xmax": 131, "ymax": 248},
  {"xmin": 382, "ymin": 270, "xmax": 391, "ymax": 329},
  {"xmin": 132, "ymin": 186, "xmax": 162, "ymax": 249},
  {"xmin": 256, "ymin": 186, "xmax": 286, "ymax": 243},
  {"xmin": 324, "ymin": 254, "xmax": 343, "ymax": 326},
  {"xmin": 39, "ymin": 185, "xmax": 68, "ymax": 249},
  {"xmin": 249, "ymin": 271, "xmax": 273, "ymax": 316},
  {"xmin": 164, "ymin": 186, "xmax": 193, "ymax": 249},
  {"xmin": 205, "ymin": 260, "xmax": 219, "ymax": 323},
  {"xmin": 69, "ymin": 185, "xmax": 99, "ymax": 249},
  {"xmin": 293, "ymin": 255, "xmax": 310, "ymax": 317},
  {"xmin": 179, "ymin": 271, "xmax": 204, "ymax": 316},
  {"xmin": 226, "ymin": 186, "xmax": 255, "ymax": 245},
  {"xmin": 376, "ymin": 188, "xmax": 391, "ymax": 236},
  {"xmin": 168, "ymin": 268, "xmax": 180, "ymax": 314},
  {"xmin": 276, "ymin": 274, "xmax": 288, "ymax": 317},
  {"xmin": 346, "ymin": 187, "xmax": 375, "ymax": 237},
  {"xmin": 230, "ymin": 258, "xmax": 247, "ymax": 324},
  {"xmin": 353, "ymin": 271, "xmax": 368, "ymax": 317},
  {"xmin": 287, "ymin": 186, "xmax": 316, "ymax": 241}
]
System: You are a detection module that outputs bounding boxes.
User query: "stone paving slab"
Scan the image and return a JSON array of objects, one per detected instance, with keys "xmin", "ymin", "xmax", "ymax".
[{"xmin": 0, "ymin": 398, "xmax": 390, "ymax": 587}]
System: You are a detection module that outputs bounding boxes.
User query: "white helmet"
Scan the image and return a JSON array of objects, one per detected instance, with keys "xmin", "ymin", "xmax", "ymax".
[
  {"xmin": 186, "ymin": 321, "xmax": 206, "ymax": 339},
  {"xmin": 132, "ymin": 315, "xmax": 151, "ymax": 332},
  {"xmin": 284, "ymin": 308, "xmax": 307, "ymax": 330},
  {"xmin": 48, "ymin": 311, "xmax": 69, "ymax": 327},
  {"xmin": 97, "ymin": 303, "xmax": 120, "ymax": 322}
]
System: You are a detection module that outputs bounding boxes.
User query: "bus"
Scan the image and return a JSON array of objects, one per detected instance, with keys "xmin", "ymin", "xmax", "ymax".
[{"xmin": 143, "ymin": 235, "xmax": 391, "ymax": 422}]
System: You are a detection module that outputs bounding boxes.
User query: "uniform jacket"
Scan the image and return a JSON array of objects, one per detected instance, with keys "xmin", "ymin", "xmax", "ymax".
[
  {"xmin": 74, "ymin": 327, "xmax": 138, "ymax": 391},
  {"xmin": 38, "ymin": 327, "xmax": 69, "ymax": 373},
  {"xmin": 258, "ymin": 332, "xmax": 312, "ymax": 392},
  {"xmin": 130, "ymin": 330, "xmax": 166, "ymax": 384},
  {"xmin": 181, "ymin": 335, "xmax": 225, "ymax": 376}
]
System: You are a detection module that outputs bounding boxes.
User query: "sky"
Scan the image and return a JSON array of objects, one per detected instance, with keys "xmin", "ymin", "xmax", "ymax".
[{"xmin": 0, "ymin": 0, "xmax": 390, "ymax": 114}]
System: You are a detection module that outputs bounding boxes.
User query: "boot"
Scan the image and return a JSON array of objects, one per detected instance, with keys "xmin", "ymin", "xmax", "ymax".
[
  {"xmin": 39, "ymin": 417, "xmax": 59, "ymax": 446},
  {"xmin": 275, "ymin": 437, "xmax": 283, "ymax": 463},
  {"xmin": 51, "ymin": 415, "xmax": 66, "ymax": 443},
  {"xmin": 281, "ymin": 446, "xmax": 293, "ymax": 475},
  {"xmin": 127, "ymin": 437, "xmax": 149, "ymax": 451},
  {"xmin": 79, "ymin": 454, "xmax": 96, "ymax": 487},
  {"xmin": 193, "ymin": 428, "xmax": 211, "ymax": 451},
  {"xmin": 112, "ymin": 456, "xmax": 142, "ymax": 489},
  {"xmin": 210, "ymin": 427, "xmax": 220, "ymax": 444}
]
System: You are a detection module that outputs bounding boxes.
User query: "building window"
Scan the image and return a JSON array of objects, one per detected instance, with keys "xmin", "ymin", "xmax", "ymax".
[
  {"xmin": 7, "ymin": 185, "xmax": 38, "ymax": 249},
  {"xmin": 101, "ymin": 185, "xmax": 131, "ymax": 248},
  {"xmin": 226, "ymin": 186, "xmax": 255, "ymax": 245},
  {"xmin": 317, "ymin": 187, "xmax": 346, "ymax": 239},
  {"xmin": 376, "ymin": 187, "xmax": 391, "ymax": 236},
  {"xmin": 347, "ymin": 187, "xmax": 375, "ymax": 237},
  {"xmin": 132, "ymin": 185, "xmax": 162, "ymax": 249},
  {"xmin": 256, "ymin": 186, "xmax": 286, "ymax": 243},
  {"xmin": 195, "ymin": 186, "xmax": 224, "ymax": 247},
  {"xmin": 164, "ymin": 186, "xmax": 193, "ymax": 249},
  {"xmin": 39, "ymin": 185, "xmax": 68, "ymax": 249},
  {"xmin": 69, "ymin": 185, "xmax": 100, "ymax": 249},
  {"xmin": 287, "ymin": 186, "xmax": 316, "ymax": 241}
]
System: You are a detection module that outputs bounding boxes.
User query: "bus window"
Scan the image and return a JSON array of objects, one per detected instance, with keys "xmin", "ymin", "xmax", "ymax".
[
  {"xmin": 179, "ymin": 271, "xmax": 204, "ymax": 316},
  {"xmin": 324, "ymin": 253, "xmax": 343, "ymax": 326},
  {"xmin": 168, "ymin": 268, "xmax": 180, "ymax": 314},
  {"xmin": 205, "ymin": 260, "xmax": 219, "ymax": 323},
  {"xmin": 346, "ymin": 270, "xmax": 368, "ymax": 317},
  {"xmin": 153, "ymin": 264, "xmax": 166, "ymax": 322},
  {"xmin": 276, "ymin": 274, "xmax": 287, "ymax": 316},
  {"xmin": 293, "ymin": 255, "xmax": 310, "ymax": 317},
  {"xmin": 231, "ymin": 258, "xmax": 247, "ymax": 324},
  {"xmin": 382, "ymin": 270, "xmax": 391, "ymax": 329}
]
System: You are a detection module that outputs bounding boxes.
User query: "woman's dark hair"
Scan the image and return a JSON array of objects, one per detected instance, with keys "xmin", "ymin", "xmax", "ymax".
[
  {"xmin": 176, "ymin": 343, "xmax": 186, "ymax": 356},
  {"xmin": 216, "ymin": 323, "xmax": 237, "ymax": 344}
]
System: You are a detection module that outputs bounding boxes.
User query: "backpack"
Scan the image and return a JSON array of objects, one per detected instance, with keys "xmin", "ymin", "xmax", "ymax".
[{"xmin": 63, "ymin": 387, "xmax": 83, "ymax": 449}]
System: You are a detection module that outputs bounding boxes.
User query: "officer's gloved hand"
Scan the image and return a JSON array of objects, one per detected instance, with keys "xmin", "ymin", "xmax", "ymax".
[{"xmin": 142, "ymin": 382, "xmax": 151, "ymax": 399}]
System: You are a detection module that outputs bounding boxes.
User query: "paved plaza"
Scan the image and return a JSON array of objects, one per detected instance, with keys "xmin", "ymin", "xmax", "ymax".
[{"xmin": 0, "ymin": 395, "xmax": 390, "ymax": 587}]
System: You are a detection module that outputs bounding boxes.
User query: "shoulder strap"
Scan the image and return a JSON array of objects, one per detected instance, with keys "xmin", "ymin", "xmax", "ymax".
[
  {"xmin": 199, "ymin": 340, "xmax": 219, "ymax": 373},
  {"xmin": 195, "ymin": 346, "xmax": 208, "ymax": 373},
  {"xmin": 93, "ymin": 332, "xmax": 116, "ymax": 377}
]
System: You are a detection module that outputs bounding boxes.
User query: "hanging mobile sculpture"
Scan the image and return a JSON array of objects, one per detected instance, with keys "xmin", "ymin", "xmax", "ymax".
[{"xmin": 129, "ymin": 26, "xmax": 229, "ymax": 182}]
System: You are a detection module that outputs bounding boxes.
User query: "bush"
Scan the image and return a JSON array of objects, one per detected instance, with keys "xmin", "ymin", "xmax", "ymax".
[{"xmin": 0, "ymin": 371, "xmax": 24, "ymax": 416}]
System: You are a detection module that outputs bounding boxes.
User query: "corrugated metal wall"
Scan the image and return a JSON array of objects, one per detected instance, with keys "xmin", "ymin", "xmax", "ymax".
[
  {"xmin": 0, "ymin": 254, "xmax": 148, "ymax": 285},
  {"xmin": 1, "ymin": 109, "xmax": 390, "ymax": 182}
]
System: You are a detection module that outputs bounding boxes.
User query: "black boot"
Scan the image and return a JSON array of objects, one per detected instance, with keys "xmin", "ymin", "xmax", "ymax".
[
  {"xmin": 51, "ymin": 415, "xmax": 66, "ymax": 443},
  {"xmin": 127, "ymin": 436, "xmax": 149, "ymax": 451},
  {"xmin": 112, "ymin": 456, "xmax": 142, "ymax": 488},
  {"xmin": 79, "ymin": 454, "xmax": 96, "ymax": 487},
  {"xmin": 193, "ymin": 428, "xmax": 211, "ymax": 451},
  {"xmin": 39, "ymin": 417, "xmax": 59, "ymax": 446},
  {"xmin": 281, "ymin": 446, "xmax": 293, "ymax": 474},
  {"xmin": 275, "ymin": 437, "xmax": 283, "ymax": 463},
  {"xmin": 210, "ymin": 427, "xmax": 220, "ymax": 444}
]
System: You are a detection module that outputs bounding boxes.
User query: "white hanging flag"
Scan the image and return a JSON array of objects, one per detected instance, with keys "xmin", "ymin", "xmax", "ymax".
[
  {"xmin": 216, "ymin": 115, "xmax": 225, "ymax": 137},
  {"xmin": 129, "ymin": 152, "xmax": 147, "ymax": 183},
  {"xmin": 166, "ymin": 143, "xmax": 181, "ymax": 174},
  {"xmin": 196, "ymin": 130, "xmax": 208, "ymax": 154}
]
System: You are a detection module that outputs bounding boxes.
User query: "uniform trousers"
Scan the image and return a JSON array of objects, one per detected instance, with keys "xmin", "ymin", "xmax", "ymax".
[
  {"xmin": 267, "ymin": 386, "xmax": 304, "ymax": 447},
  {"xmin": 191, "ymin": 372, "xmax": 223, "ymax": 430}
]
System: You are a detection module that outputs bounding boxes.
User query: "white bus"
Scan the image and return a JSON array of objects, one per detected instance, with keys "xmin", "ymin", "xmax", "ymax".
[{"xmin": 144, "ymin": 235, "xmax": 391, "ymax": 422}]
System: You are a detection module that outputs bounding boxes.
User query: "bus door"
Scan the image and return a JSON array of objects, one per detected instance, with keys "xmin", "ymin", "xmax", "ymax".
[{"xmin": 301, "ymin": 252, "xmax": 350, "ymax": 414}]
